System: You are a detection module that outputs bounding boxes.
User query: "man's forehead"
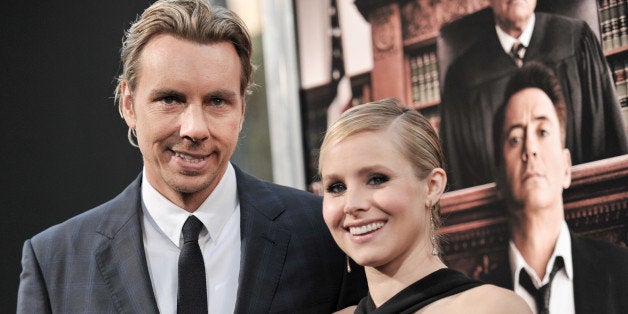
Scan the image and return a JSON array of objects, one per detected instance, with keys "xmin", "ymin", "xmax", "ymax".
[{"xmin": 504, "ymin": 88, "xmax": 559, "ymax": 127}]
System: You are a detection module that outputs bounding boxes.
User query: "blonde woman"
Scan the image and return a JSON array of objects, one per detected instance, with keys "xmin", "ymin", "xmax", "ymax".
[{"xmin": 319, "ymin": 98, "xmax": 530, "ymax": 313}]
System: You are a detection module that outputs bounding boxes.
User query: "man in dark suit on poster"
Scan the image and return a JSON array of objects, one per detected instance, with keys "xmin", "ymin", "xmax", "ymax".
[
  {"xmin": 440, "ymin": 0, "xmax": 627, "ymax": 190},
  {"xmin": 483, "ymin": 62, "xmax": 628, "ymax": 314},
  {"xmin": 16, "ymin": 0, "xmax": 366, "ymax": 313}
]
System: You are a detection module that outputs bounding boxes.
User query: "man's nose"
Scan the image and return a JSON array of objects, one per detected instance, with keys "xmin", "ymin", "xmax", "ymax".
[
  {"xmin": 179, "ymin": 104, "xmax": 210, "ymax": 143},
  {"xmin": 521, "ymin": 134, "xmax": 538, "ymax": 162}
]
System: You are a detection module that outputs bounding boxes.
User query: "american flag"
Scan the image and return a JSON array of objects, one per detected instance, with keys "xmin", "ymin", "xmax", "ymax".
[{"xmin": 327, "ymin": 0, "xmax": 353, "ymax": 128}]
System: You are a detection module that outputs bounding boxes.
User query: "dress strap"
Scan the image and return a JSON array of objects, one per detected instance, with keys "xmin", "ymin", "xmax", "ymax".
[{"xmin": 355, "ymin": 268, "xmax": 484, "ymax": 314}]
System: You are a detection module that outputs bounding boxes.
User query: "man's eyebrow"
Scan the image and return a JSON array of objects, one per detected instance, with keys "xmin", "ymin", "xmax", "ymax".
[
  {"xmin": 505, "ymin": 124, "xmax": 524, "ymax": 136},
  {"xmin": 204, "ymin": 89, "xmax": 238, "ymax": 101},
  {"xmin": 505, "ymin": 115, "xmax": 552, "ymax": 135},
  {"xmin": 149, "ymin": 89, "xmax": 185, "ymax": 100}
]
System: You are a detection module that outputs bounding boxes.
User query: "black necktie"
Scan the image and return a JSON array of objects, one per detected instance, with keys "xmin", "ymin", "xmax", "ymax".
[
  {"xmin": 518, "ymin": 256, "xmax": 564, "ymax": 314},
  {"xmin": 510, "ymin": 41, "xmax": 526, "ymax": 67},
  {"xmin": 177, "ymin": 216, "xmax": 207, "ymax": 314}
]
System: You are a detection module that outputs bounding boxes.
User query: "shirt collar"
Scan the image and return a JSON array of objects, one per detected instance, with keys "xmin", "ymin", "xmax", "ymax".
[
  {"xmin": 509, "ymin": 220, "xmax": 573, "ymax": 287},
  {"xmin": 495, "ymin": 13, "xmax": 535, "ymax": 54},
  {"xmin": 141, "ymin": 162, "xmax": 239, "ymax": 247}
]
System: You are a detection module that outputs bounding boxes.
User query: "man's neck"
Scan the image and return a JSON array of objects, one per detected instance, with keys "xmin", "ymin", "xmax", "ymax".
[
  {"xmin": 509, "ymin": 206, "xmax": 564, "ymax": 279},
  {"xmin": 496, "ymin": 15, "xmax": 532, "ymax": 39}
]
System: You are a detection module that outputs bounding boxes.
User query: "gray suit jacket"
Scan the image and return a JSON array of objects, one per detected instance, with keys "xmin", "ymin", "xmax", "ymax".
[
  {"xmin": 17, "ymin": 166, "xmax": 367, "ymax": 313},
  {"xmin": 481, "ymin": 231, "xmax": 628, "ymax": 314}
]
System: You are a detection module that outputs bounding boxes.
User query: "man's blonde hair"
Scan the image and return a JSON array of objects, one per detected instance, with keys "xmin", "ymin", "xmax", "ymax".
[{"xmin": 114, "ymin": 0, "xmax": 254, "ymax": 119}]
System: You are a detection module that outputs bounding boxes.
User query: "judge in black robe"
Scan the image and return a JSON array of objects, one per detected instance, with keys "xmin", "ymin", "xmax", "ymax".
[{"xmin": 440, "ymin": 11, "xmax": 628, "ymax": 190}]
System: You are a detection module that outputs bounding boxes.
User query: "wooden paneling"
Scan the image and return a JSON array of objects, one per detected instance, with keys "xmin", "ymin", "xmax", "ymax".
[{"xmin": 439, "ymin": 155, "xmax": 628, "ymax": 277}]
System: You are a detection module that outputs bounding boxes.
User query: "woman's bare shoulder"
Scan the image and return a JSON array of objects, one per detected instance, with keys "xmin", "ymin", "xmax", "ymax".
[
  {"xmin": 421, "ymin": 285, "xmax": 531, "ymax": 314},
  {"xmin": 459, "ymin": 285, "xmax": 531, "ymax": 313}
]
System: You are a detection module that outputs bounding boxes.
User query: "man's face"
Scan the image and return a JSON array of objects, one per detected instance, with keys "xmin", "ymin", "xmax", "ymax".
[
  {"xmin": 499, "ymin": 87, "xmax": 571, "ymax": 213},
  {"xmin": 490, "ymin": 0, "xmax": 537, "ymax": 28},
  {"xmin": 121, "ymin": 34, "xmax": 245, "ymax": 209}
]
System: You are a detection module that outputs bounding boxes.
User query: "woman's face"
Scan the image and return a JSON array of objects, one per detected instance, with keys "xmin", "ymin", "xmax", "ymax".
[{"xmin": 320, "ymin": 130, "xmax": 432, "ymax": 270}]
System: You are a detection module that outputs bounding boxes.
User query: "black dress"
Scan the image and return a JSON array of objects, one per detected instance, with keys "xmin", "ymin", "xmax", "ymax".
[{"xmin": 355, "ymin": 268, "xmax": 483, "ymax": 314}]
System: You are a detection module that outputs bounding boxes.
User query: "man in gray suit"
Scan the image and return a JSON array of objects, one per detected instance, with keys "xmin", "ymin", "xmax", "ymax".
[
  {"xmin": 17, "ymin": 0, "xmax": 366, "ymax": 313},
  {"xmin": 483, "ymin": 62, "xmax": 628, "ymax": 314}
]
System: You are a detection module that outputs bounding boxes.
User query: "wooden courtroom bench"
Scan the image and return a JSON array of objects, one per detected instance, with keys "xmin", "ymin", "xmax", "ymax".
[{"xmin": 439, "ymin": 154, "xmax": 628, "ymax": 278}]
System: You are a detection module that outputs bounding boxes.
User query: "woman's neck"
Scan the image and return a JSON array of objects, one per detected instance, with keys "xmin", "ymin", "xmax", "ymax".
[{"xmin": 365, "ymin": 243, "xmax": 446, "ymax": 307}]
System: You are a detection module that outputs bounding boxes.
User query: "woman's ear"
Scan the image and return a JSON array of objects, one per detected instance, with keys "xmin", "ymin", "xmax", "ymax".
[{"xmin": 426, "ymin": 168, "xmax": 447, "ymax": 205}]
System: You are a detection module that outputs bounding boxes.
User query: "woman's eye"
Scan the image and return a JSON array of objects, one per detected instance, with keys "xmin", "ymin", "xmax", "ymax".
[
  {"xmin": 539, "ymin": 129, "xmax": 549, "ymax": 137},
  {"xmin": 368, "ymin": 174, "xmax": 389, "ymax": 186},
  {"xmin": 326, "ymin": 182, "xmax": 346, "ymax": 194}
]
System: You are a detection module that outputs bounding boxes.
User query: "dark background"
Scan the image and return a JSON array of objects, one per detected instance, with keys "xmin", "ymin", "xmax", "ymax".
[{"xmin": 1, "ymin": 1, "xmax": 153, "ymax": 311}]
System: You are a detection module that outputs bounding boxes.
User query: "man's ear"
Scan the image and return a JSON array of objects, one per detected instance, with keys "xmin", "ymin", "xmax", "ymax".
[
  {"xmin": 426, "ymin": 168, "xmax": 447, "ymax": 206},
  {"xmin": 239, "ymin": 99, "xmax": 246, "ymax": 131},
  {"xmin": 562, "ymin": 149, "xmax": 572, "ymax": 189},
  {"xmin": 121, "ymin": 81, "xmax": 136, "ymax": 129}
]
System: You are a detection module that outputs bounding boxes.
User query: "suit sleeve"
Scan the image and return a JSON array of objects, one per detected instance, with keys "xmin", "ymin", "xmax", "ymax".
[
  {"xmin": 17, "ymin": 239, "xmax": 52, "ymax": 314},
  {"xmin": 576, "ymin": 23, "xmax": 628, "ymax": 159}
]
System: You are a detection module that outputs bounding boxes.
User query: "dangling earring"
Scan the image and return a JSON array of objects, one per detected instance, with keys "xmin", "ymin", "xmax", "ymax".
[
  {"xmin": 430, "ymin": 215, "xmax": 439, "ymax": 256},
  {"xmin": 426, "ymin": 199, "xmax": 438, "ymax": 256},
  {"xmin": 346, "ymin": 255, "xmax": 352, "ymax": 273}
]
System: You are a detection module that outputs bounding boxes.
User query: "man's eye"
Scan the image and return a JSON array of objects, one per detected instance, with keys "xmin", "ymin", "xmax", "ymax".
[
  {"xmin": 211, "ymin": 98, "xmax": 224, "ymax": 107},
  {"xmin": 161, "ymin": 96, "xmax": 181, "ymax": 105},
  {"xmin": 326, "ymin": 182, "xmax": 346, "ymax": 194},
  {"xmin": 508, "ymin": 136, "xmax": 522, "ymax": 145},
  {"xmin": 539, "ymin": 129, "xmax": 549, "ymax": 137},
  {"xmin": 368, "ymin": 174, "xmax": 389, "ymax": 186}
]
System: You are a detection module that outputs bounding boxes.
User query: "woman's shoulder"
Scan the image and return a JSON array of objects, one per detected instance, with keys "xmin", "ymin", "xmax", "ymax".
[
  {"xmin": 454, "ymin": 285, "xmax": 531, "ymax": 313},
  {"xmin": 420, "ymin": 284, "xmax": 531, "ymax": 314}
]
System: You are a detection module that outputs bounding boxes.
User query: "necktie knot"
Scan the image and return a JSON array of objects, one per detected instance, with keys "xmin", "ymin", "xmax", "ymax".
[
  {"xmin": 510, "ymin": 41, "xmax": 526, "ymax": 67},
  {"xmin": 519, "ymin": 256, "xmax": 564, "ymax": 314},
  {"xmin": 182, "ymin": 215, "xmax": 203, "ymax": 243}
]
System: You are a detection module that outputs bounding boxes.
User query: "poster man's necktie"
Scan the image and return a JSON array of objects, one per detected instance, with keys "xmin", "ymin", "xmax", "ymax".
[
  {"xmin": 518, "ymin": 256, "xmax": 564, "ymax": 314},
  {"xmin": 510, "ymin": 41, "xmax": 526, "ymax": 67}
]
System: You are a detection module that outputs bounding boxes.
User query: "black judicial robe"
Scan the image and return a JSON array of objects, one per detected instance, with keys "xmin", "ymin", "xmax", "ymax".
[{"xmin": 440, "ymin": 12, "xmax": 628, "ymax": 190}]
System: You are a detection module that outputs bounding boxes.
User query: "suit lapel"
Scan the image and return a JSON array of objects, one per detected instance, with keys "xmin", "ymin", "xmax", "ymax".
[
  {"xmin": 95, "ymin": 175, "xmax": 159, "ymax": 313},
  {"xmin": 234, "ymin": 167, "xmax": 291, "ymax": 313},
  {"xmin": 571, "ymin": 233, "xmax": 606, "ymax": 314}
]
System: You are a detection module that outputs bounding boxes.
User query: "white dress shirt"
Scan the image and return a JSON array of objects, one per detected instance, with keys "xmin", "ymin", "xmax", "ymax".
[
  {"xmin": 509, "ymin": 221, "xmax": 575, "ymax": 314},
  {"xmin": 495, "ymin": 13, "xmax": 535, "ymax": 55},
  {"xmin": 141, "ymin": 163, "xmax": 241, "ymax": 314}
]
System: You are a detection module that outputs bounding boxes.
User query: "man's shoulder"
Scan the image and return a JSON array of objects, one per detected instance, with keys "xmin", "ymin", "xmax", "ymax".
[
  {"xmin": 572, "ymin": 233, "xmax": 628, "ymax": 261},
  {"xmin": 29, "ymin": 176, "xmax": 142, "ymax": 248},
  {"xmin": 536, "ymin": 12, "xmax": 586, "ymax": 28},
  {"xmin": 535, "ymin": 12, "xmax": 587, "ymax": 41},
  {"xmin": 234, "ymin": 166, "xmax": 321, "ymax": 206}
]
